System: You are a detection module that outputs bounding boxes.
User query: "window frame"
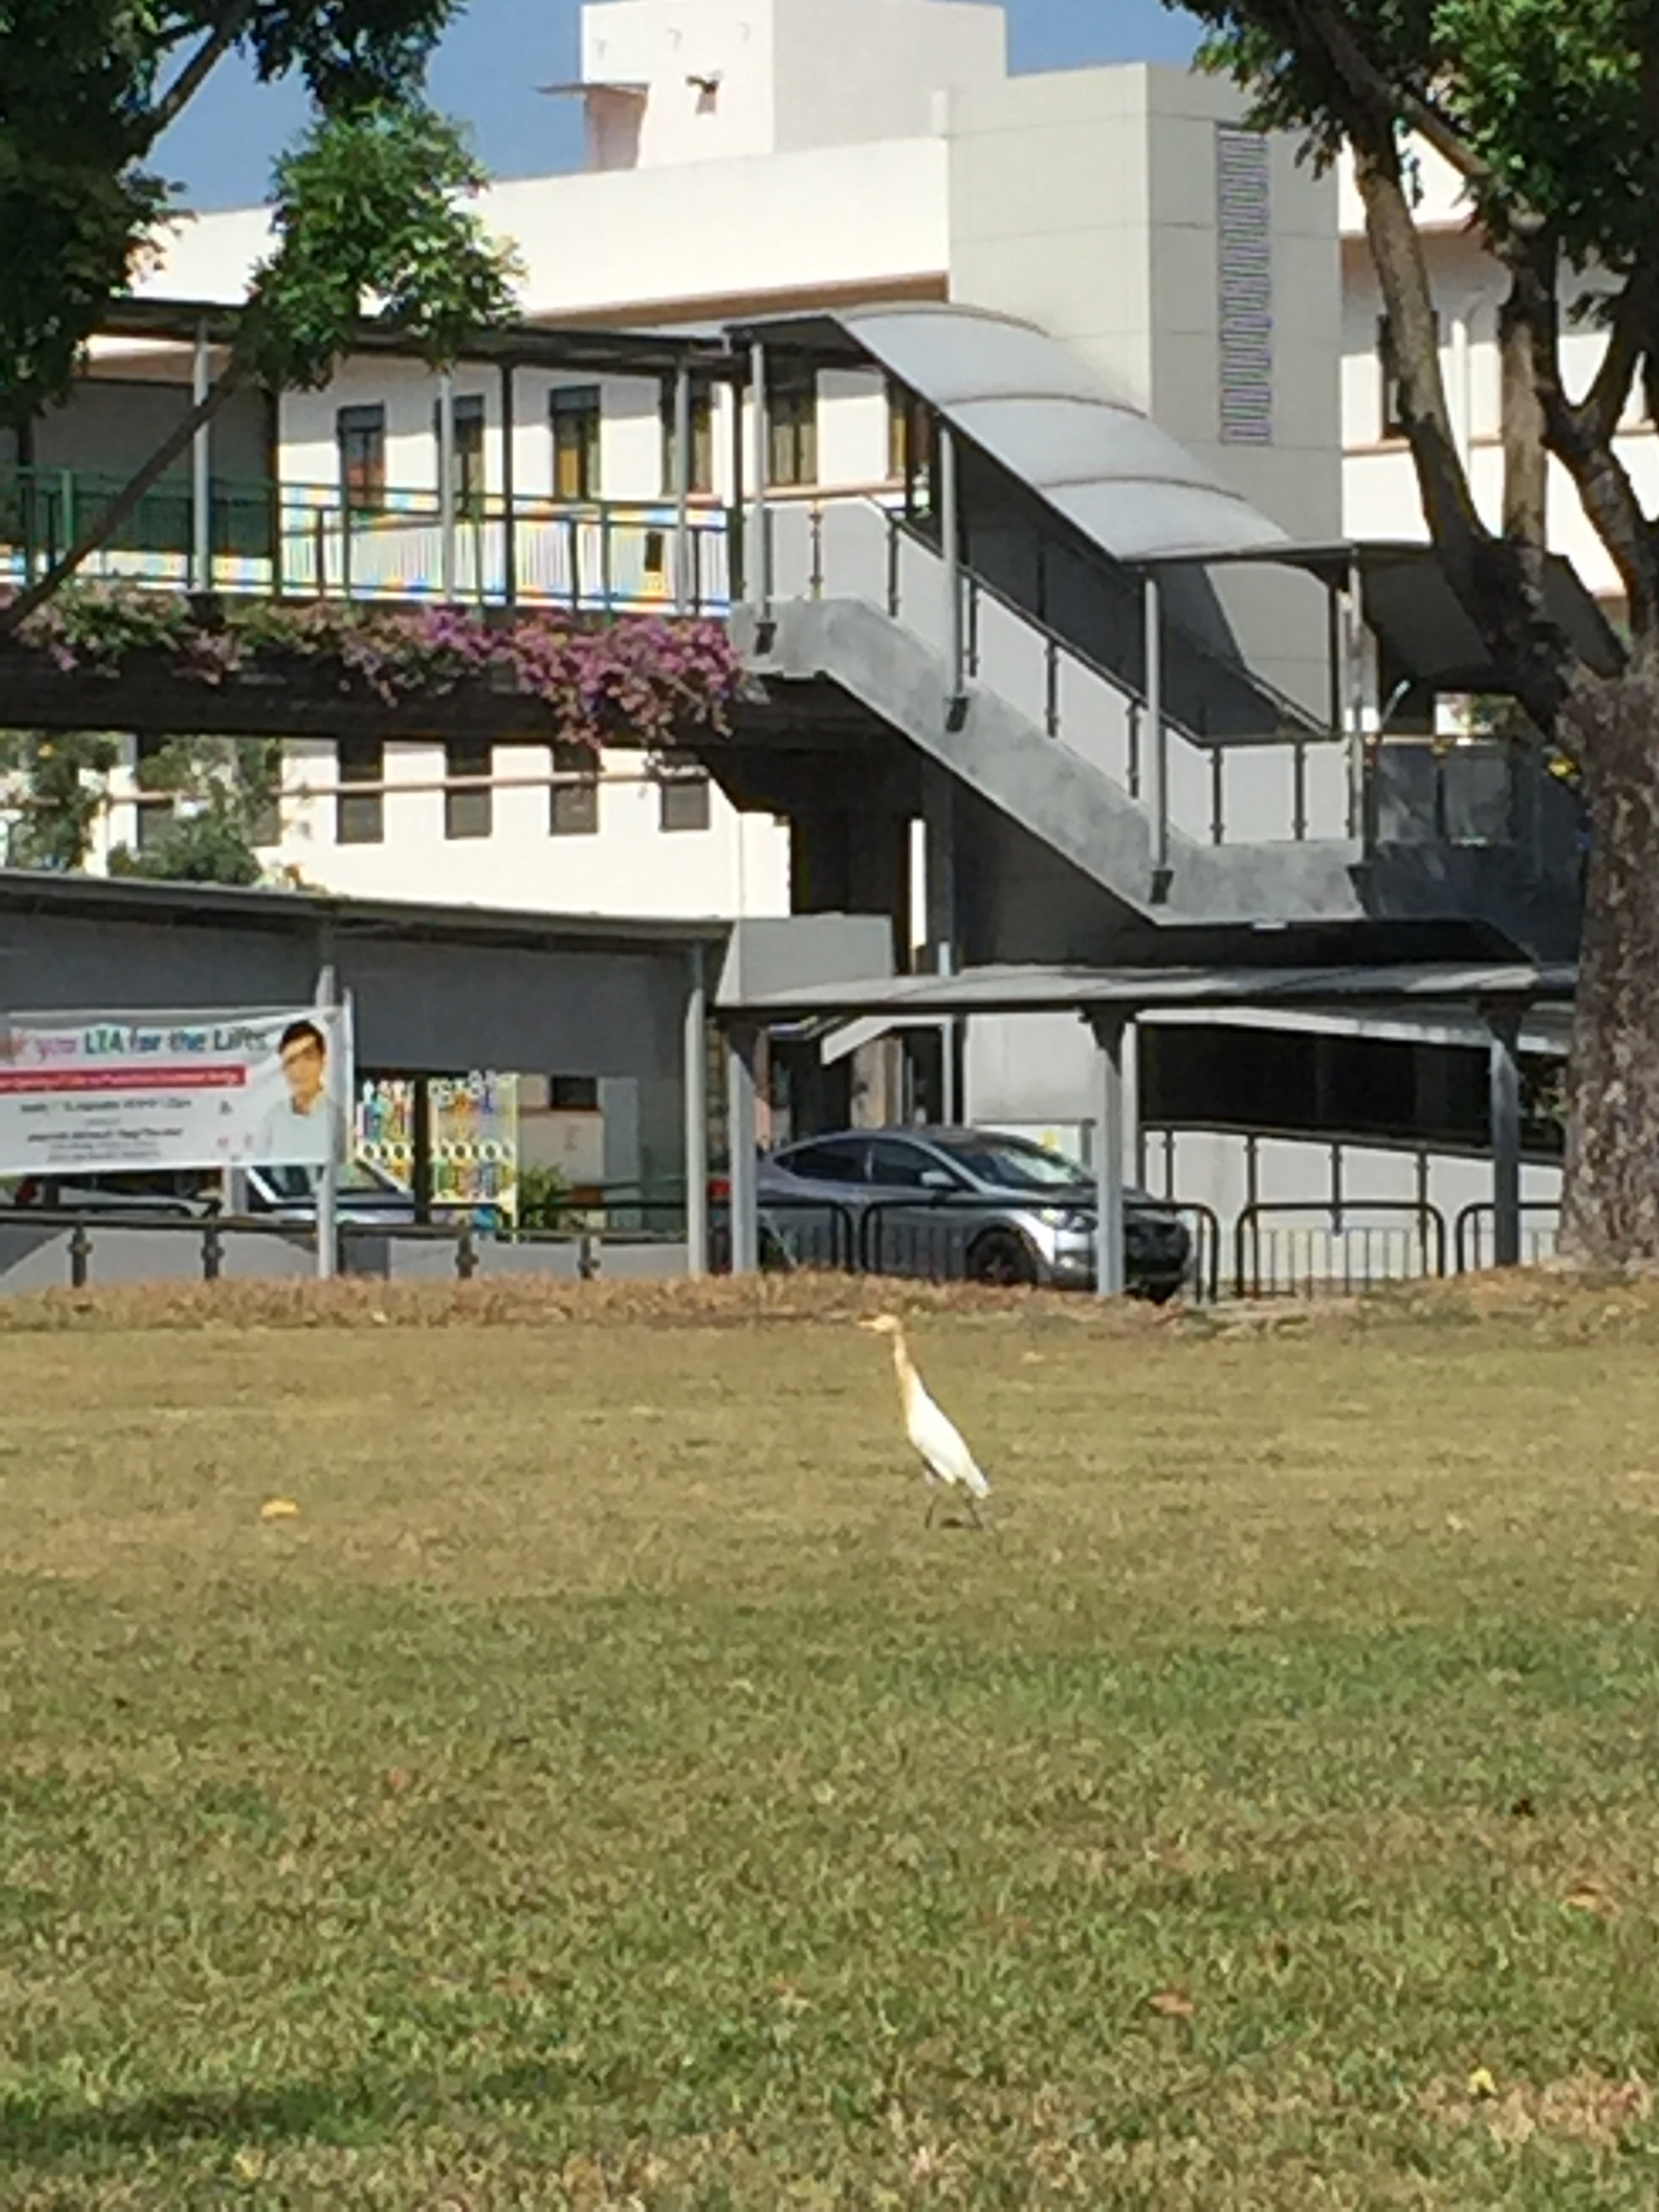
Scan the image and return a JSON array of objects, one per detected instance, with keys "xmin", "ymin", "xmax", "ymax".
[
  {"xmin": 550, "ymin": 384, "xmax": 602, "ymax": 501},
  {"xmin": 765, "ymin": 363, "xmax": 819, "ymax": 489},
  {"xmin": 335, "ymin": 735, "xmax": 385, "ymax": 845},
  {"xmin": 443, "ymin": 736, "xmax": 493, "ymax": 840},
  {"xmin": 336, "ymin": 403, "xmax": 387, "ymax": 515},
  {"xmin": 550, "ymin": 739, "xmax": 599, "ymax": 836}
]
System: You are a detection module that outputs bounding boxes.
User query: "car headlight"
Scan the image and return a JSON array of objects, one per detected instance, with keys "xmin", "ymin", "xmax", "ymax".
[{"xmin": 1036, "ymin": 1206, "xmax": 1091, "ymax": 1231}]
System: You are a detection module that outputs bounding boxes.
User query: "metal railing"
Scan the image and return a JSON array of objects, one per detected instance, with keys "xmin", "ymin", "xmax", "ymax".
[
  {"xmin": 773, "ymin": 497, "xmax": 1355, "ymax": 852},
  {"xmin": 1232, "ymin": 1199, "xmax": 1449, "ymax": 1299},
  {"xmin": 0, "ymin": 1206, "xmax": 686, "ymax": 1288},
  {"xmin": 1452, "ymin": 1200, "xmax": 1561, "ymax": 1273},
  {"xmin": 0, "ymin": 466, "xmax": 733, "ymax": 615}
]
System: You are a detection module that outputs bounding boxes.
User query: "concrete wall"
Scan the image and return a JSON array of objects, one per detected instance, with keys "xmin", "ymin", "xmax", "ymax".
[
  {"xmin": 947, "ymin": 64, "xmax": 1338, "ymax": 716},
  {"xmin": 124, "ymin": 738, "xmax": 791, "ymax": 929}
]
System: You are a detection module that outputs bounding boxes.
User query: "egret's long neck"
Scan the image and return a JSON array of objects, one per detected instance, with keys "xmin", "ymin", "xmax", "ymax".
[{"xmin": 889, "ymin": 1332, "xmax": 919, "ymax": 1401}]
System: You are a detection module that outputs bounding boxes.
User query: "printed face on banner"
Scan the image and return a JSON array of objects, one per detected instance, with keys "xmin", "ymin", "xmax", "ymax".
[{"xmin": 0, "ymin": 1007, "xmax": 352, "ymax": 1176}]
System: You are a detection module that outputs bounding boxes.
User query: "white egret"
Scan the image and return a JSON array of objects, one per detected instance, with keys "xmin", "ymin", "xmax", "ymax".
[{"xmin": 860, "ymin": 1312, "xmax": 991, "ymax": 1529}]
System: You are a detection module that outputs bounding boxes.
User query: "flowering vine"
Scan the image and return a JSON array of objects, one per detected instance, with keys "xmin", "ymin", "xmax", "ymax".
[{"xmin": 0, "ymin": 584, "xmax": 741, "ymax": 748}]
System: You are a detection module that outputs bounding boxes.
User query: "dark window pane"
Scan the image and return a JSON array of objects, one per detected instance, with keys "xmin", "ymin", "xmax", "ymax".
[
  {"xmin": 550, "ymin": 740, "xmax": 598, "ymax": 835},
  {"xmin": 779, "ymin": 1140, "xmax": 866, "ymax": 1184},
  {"xmin": 337, "ymin": 403, "xmax": 386, "ymax": 512},
  {"xmin": 336, "ymin": 735, "xmax": 384, "ymax": 844},
  {"xmin": 549, "ymin": 1076, "xmax": 600, "ymax": 1111},
  {"xmin": 434, "ymin": 393, "xmax": 488, "ymax": 513},
  {"xmin": 659, "ymin": 769, "xmax": 710, "ymax": 832},
  {"xmin": 865, "ymin": 1138, "xmax": 947, "ymax": 1189},
  {"xmin": 444, "ymin": 737, "xmax": 492, "ymax": 839},
  {"xmin": 766, "ymin": 367, "xmax": 818, "ymax": 488},
  {"xmin": 551, "ymin": 385, "xmax": 602, "ymax": 500},
  {"xmin": 660, "ymin": 375, "xmax": 716, "ymax": 495}
]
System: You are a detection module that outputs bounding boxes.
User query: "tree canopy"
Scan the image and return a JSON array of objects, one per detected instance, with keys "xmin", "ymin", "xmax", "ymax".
[
  {"xmin": 0, "ymin": 1, "xmax": 515, "ymax": 426},
  {"xmin": 1174, "ymin": 0, "xmax": 1659, "ymax": 1265}
]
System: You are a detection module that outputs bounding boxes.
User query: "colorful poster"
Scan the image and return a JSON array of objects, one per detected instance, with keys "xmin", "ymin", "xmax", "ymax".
[
  {"xmin": 430, "ymin": 1072, "xmax": 518, "ymax": 1226},
  {"xmin": 0, "ymin": 1006, "xmax": 351, "ymax": 1176},
  {"xmin": 356, "ymin": 1077, "xmax": 417, "ymax": 1191}
]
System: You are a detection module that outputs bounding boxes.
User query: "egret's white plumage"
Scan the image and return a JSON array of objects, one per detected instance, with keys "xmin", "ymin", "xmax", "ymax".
[{"xmin": 861, "ymin": 1312, "xmax": 991, "ymax": 1528}]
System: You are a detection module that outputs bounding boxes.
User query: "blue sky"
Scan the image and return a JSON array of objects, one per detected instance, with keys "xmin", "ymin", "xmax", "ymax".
[{"xmin": 157, "ymin": 0, "xmax": 1200, "ymax": 209}]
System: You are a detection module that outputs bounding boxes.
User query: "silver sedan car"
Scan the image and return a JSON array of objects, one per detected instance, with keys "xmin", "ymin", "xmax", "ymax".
[{"xmin": 755, "ymin": 1126, "xmax": 1191, "ymax": 1299}]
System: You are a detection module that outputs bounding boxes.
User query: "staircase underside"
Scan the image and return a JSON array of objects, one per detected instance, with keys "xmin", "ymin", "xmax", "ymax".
[{"xmin": 701, "ymin": 598, "xmax": 1580, "ymax": 965}]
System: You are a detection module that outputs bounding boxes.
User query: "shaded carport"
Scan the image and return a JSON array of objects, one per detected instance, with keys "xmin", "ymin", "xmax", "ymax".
[
  {"xmin": 716, "ymin": 960, "xmax": 1578, "ymax": 1292},
  {"xmin": 0, "ymin": 869, "xmax": 728, "ymax": 1278}
]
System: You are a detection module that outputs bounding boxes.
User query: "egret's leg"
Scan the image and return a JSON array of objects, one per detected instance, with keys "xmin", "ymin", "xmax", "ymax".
[
  {"xmin": 964, "ymin": 1492, "xmax": 985, "ymax": 1532},
  {"xmin": 924, "ymin": 1486, "xmax": 939, "ymax": 1528}
]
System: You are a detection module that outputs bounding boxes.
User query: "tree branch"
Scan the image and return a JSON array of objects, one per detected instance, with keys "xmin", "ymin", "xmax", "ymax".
[
  {"xmin": 1508, "ymin": 247, "xmax": 1659, "ymax": 640},
  {"xmin": 0, "ymin": 356, "xmax": 248, "ymax": 638},
  {"xmin": 145, "ymin": 0, "xmax": 259, "ymax": 143},
  {"xmin": 1355, "ymin": 145, "xmax": 1569, "ymax": 726},
  {"xmin": 1574, "ymin": 262, "xmax": 1659, "ymax": 449},
  {"xmin": 1278, "ymin": 0, "xmax": 1496, "ymax": 189}
]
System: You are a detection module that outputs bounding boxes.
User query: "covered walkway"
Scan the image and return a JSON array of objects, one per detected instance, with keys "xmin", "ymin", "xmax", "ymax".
[{"xmin": 714, "ymin": 960, "xmax": 1578, "ymax": 1292}]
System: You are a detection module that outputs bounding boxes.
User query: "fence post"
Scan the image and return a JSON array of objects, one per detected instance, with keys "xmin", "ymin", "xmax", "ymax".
[
  {"xmin": 202, "ymin": 1223, "xmax": 224, "ymax": 1283},
  {"xmin": 577, "ymin": 1231, "xmax": 600, "ymax": 1282},
  {"xmin": 455, "ymin": 1225, "xmax": 477, "ymax": 1281},
  {"xmin": 68, "ymin": 1223, "xmax": 90, "ymax": 1290}
]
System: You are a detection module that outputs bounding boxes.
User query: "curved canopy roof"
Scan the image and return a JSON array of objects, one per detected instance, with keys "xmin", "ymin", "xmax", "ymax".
[{"xmin": 830, "ymin": 302, "xmax": 1292, "ymax": 567}]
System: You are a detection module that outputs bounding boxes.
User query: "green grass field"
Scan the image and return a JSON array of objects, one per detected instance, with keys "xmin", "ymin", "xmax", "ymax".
[{"xmin": 5, "ymin": 1275, "xmax": 1659, "ymax": 2207}]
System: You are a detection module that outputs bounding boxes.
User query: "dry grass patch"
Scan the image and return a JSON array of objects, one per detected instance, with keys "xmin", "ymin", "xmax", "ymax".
[{"xmin": 3, "ymin": 1277, "xmax": 1659, "ymax": 2205}]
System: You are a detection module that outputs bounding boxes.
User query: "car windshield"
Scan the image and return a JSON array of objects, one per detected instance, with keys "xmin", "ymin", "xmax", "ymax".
[{"xmin": 930, "ymin": 1134, "xmax": 1088, "ymax": 1191}]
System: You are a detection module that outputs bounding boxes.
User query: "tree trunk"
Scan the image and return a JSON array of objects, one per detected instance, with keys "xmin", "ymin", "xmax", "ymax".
[{"xmin": 1559, "ymin": 672, "xmax": 1659, "ymax": 1264}]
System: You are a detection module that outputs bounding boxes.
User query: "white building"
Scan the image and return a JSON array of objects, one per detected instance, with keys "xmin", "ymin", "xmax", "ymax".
[
  {"xmin": 1340, "ymin": 140, "xmax": 1647, "ymax": 628},
  {"xmin": 3, "ymin": 1, "xmax": 1597, "ymax": 1258},
  {"xmin": 56, "ymin": 0, "xmax": 1339, "ymax": 930}
]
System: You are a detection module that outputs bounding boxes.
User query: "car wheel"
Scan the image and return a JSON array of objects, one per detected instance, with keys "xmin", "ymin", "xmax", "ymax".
[{"xmin": 968, "ymin": 1228, "xmax": 1039, "ymax": 1288}]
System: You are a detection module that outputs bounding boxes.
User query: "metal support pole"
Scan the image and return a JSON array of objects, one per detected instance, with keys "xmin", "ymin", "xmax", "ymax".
[
  {"xmin": 748, "ymin": 341, "xmax": 771, "ymax": 620},
  {"xmin": 1143, "ymin": 573, "xmax": 1168, "ymax": 882},
  {"xmin": 314, "ymin": 947, "xmax": 340, "ymax": 1283},
  {"xmin": 940, "ymin": 422, "xmax": 964, "ymax": 715},
  {"xmin": 1326, "ymin": 574, "xmax": 1343, "ymax": 738},
  {"xmin": 728, "ymin": 373, "xmax": 746, "ymax": 601},
  {"xmin": 684, "ymin": 944, "xmax": 710, "ymax": 1276},
  {"xmin": 1347, "ymin": 555, "xmax": 1368, "ymax": 842},
  {"xmin": 191, "ymin": 321, "xmax": 211, "ymax": 592},
  {"xmin": 499, "ymin": 361, "xmax": 517, "ymax": 607},
  {"xmin": 437, "ymin": 369, "xmax": 457, "ymax": 603},
  {"xmin": 1092, "ymin": 1013, "xmax": 1127, "ymax": 1297},
  {"xmin": 726, "ymin": 1023, "xmax": 760, "ymax": 1273},
  {"xmin": 672, "ymin": 360, "xmax": 693, "ymax": 614},
  {"xmin": 1487, "ymin": 1002, "xmax": 1523, "ymax": 1269}
]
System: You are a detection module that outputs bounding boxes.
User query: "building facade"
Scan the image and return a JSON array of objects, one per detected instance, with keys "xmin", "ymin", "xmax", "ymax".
[{"xmin": 0, "ymin": 0, "xmax": 1600, "ymax": 1262}]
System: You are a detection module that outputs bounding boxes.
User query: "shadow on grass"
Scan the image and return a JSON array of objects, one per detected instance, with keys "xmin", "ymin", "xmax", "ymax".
[{"xmin": 0, "ymin": 2061, "xmax": 576, "ymax": 2170}]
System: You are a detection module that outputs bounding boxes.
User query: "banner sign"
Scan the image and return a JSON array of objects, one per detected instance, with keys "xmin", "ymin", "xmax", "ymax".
[{"xmin": 0, "ymin": 1006, "xmax": 352, "ymax": 1177}]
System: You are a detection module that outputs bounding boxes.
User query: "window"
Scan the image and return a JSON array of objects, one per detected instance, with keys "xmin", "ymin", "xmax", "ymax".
[
  {"xmin": 434, "ymin": 394, "xmax": 487, "ymax": 513},
  {"xmin": 886, "ymin": 380, "xmax": 934, "ymax": 485},
  {"xmin": 550, "ymin": 739, "xmax": 598, "ymax": 835},
  {"xmin": 659, "ymin": 766, "xmax": 711, "ymax": 833},
  {"xmin": 133, "ymin": 733, "xmax": 172, "ymax": 852},
  {"xmin": 336, "ymin": 735, "xmax": 384, "ymax": 844},
  {"xmin": 551, "ymin": 385, "xmax": 602, "ymax": 500},
  {"xmin": 766, "ymin": 364, "xmax": 818, "ymax": 487},
  {"xmin": 1378, "ymin": 312, "xmax": 1443, "ymax": 440},
  {"xmin": 777, "ymin": 1138, "xmax": 866, "ymax": 1185},
  {"xmin": 549, "ymin": 1076, "xmax": 600, "ymax": 1111},
  {"xmin": 661, "ymin": 375, "xmax": 716, "ymax": 495},
  {"xmin": 444, "ymin": 737, "xmax": 492, "ymax": 839},
  {"xmin": 337, "ymin": 403, "xmax": 386, "ymax": 513},
  {"xmin": 866, "ymin": 1138, "xmax": 956, "ymax": 1191}
]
